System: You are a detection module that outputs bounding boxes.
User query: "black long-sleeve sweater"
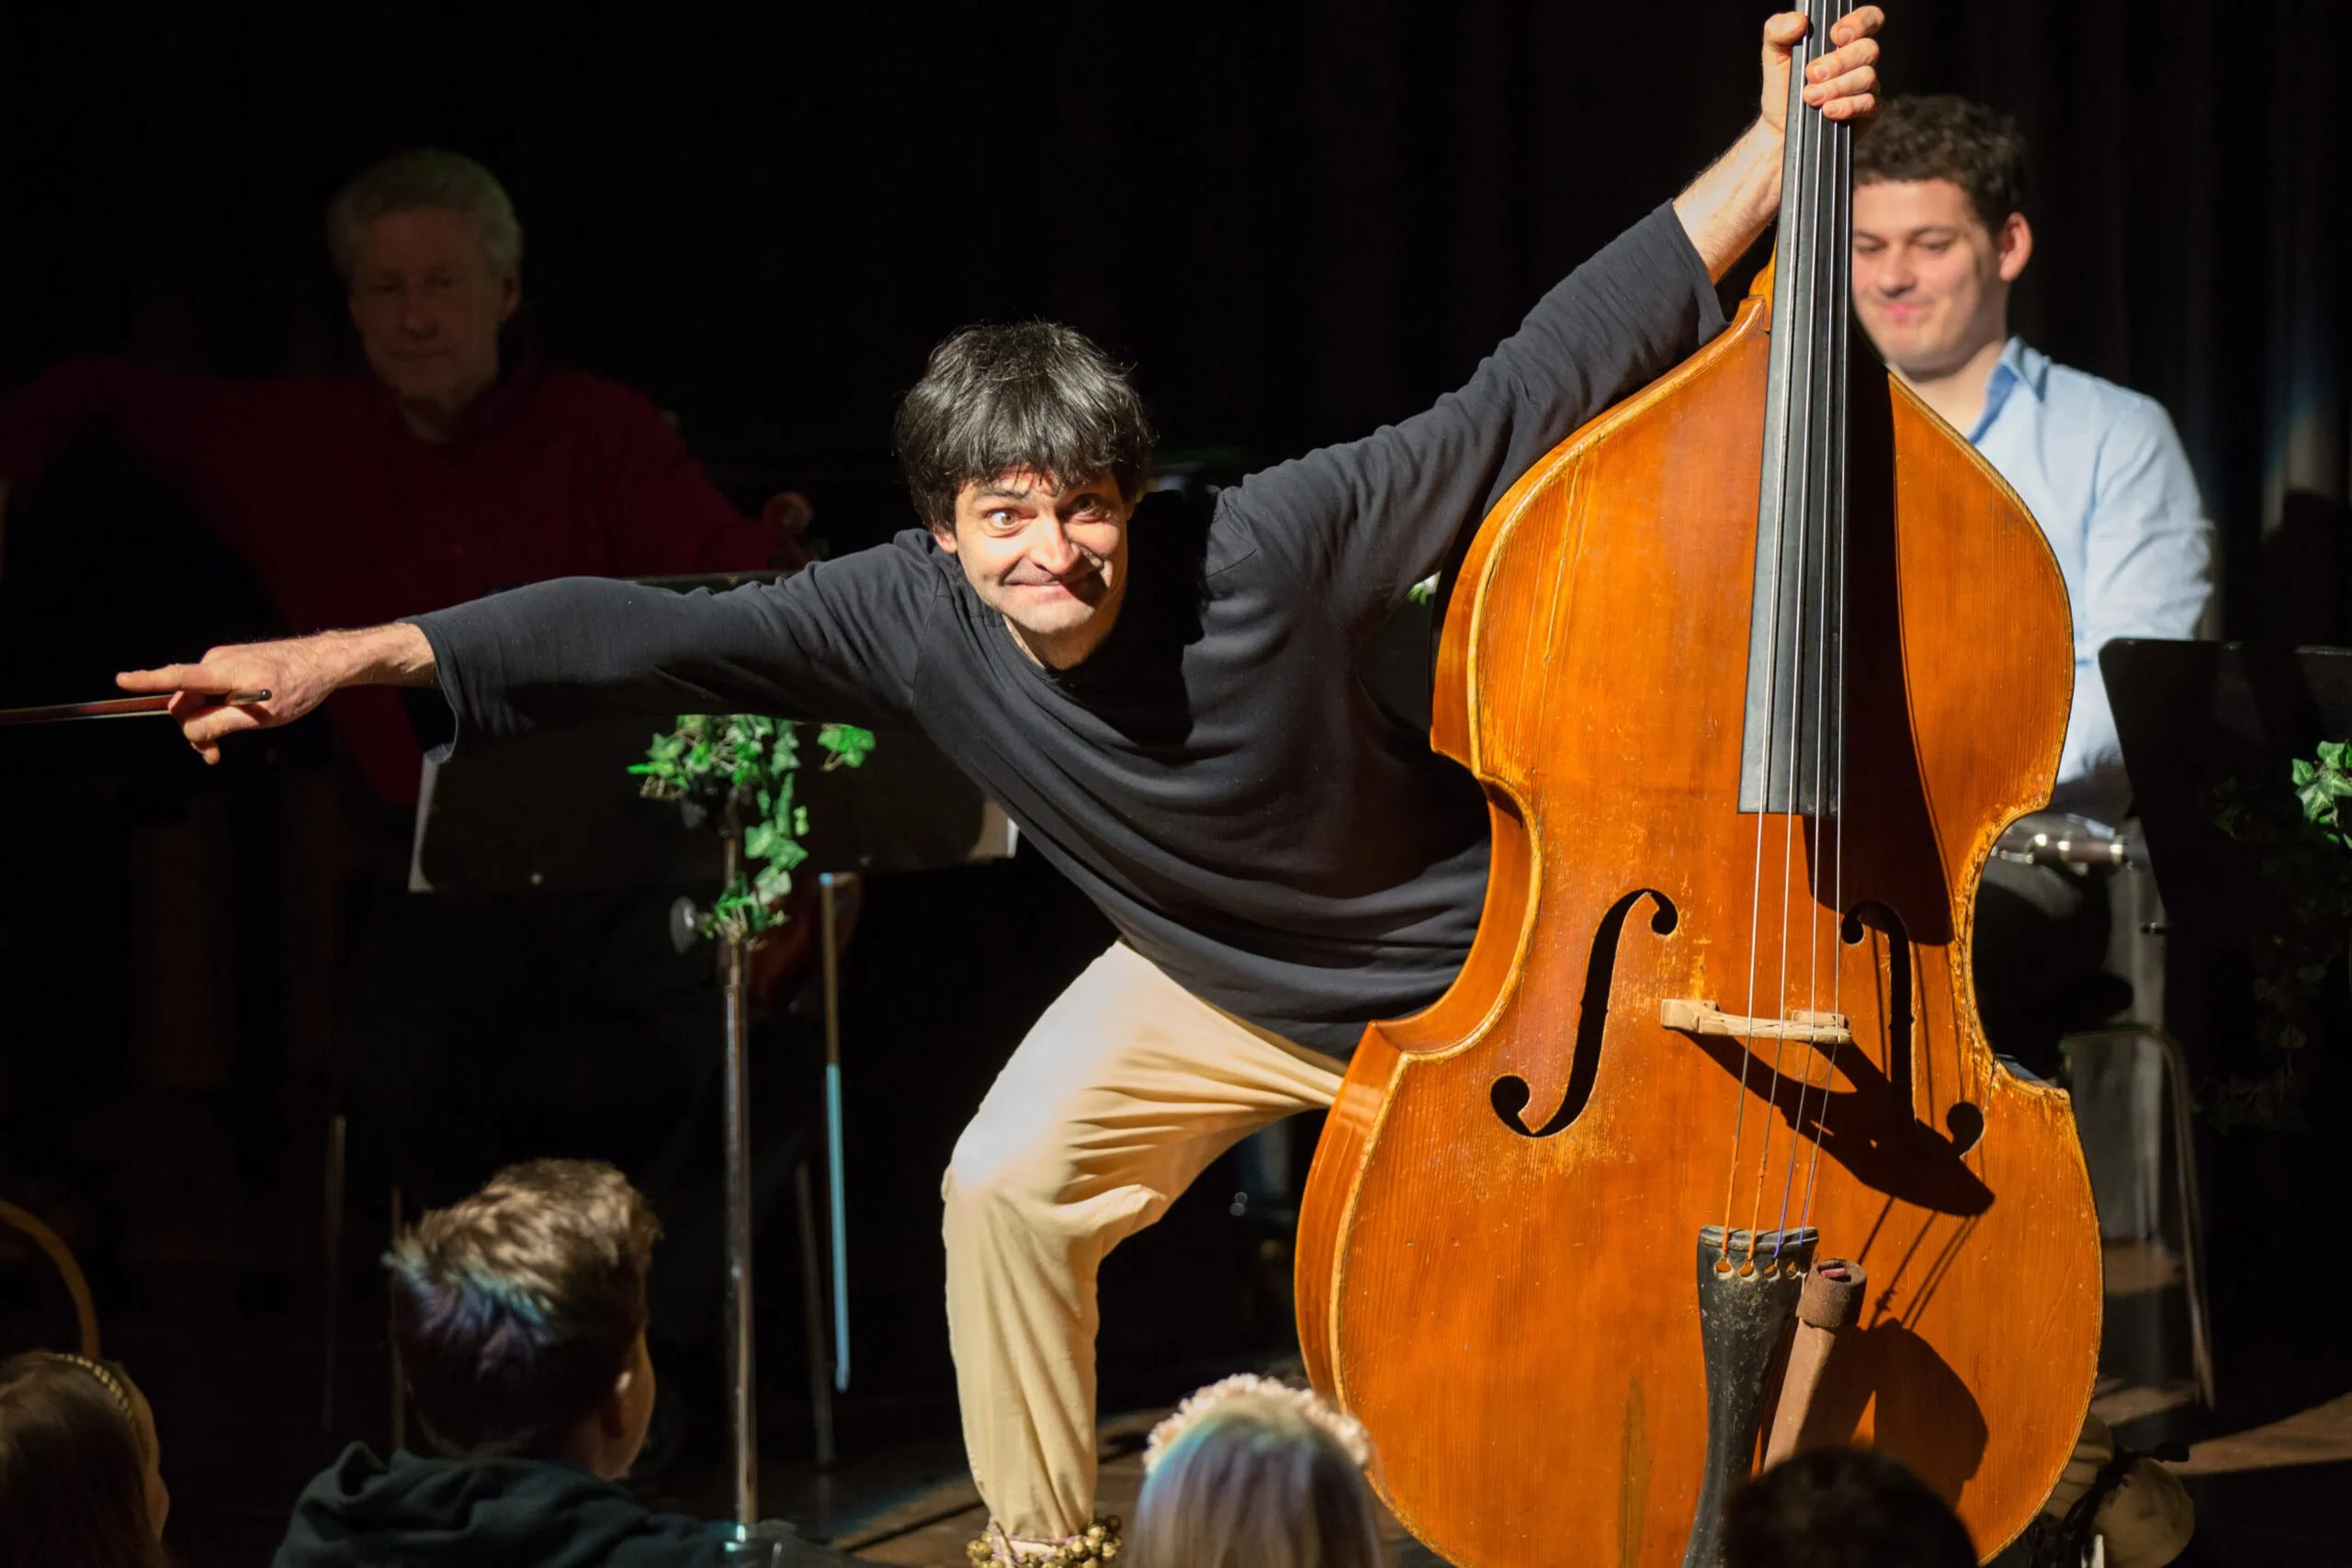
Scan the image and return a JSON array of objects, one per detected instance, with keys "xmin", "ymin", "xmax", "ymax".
[{"xmin": 413, "ymin": 205, "xmax": 1725, "ymax": 1055}]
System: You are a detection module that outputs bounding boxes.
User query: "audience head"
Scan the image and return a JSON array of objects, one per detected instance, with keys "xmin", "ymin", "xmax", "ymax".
[
  {"xmin": 1724, "ymin": 1446, "xmax": 1976, "ymax": 1568},
  {"xmin": 0, "ymin": 1350, "xmax": 168, "ymax": 1568},
  {"xmin": 1851, "ymin": 94, "xmax": 2033, "ymax": 383},
  {"xmin": 327, "ymin": 148, "xmax": 524, "ymax": 439},
  {"xmin": 1132, "ymin": 1374, "xmax": 1385, "ymax": 1568},
  {"xmin": 385, "ymin": 1158, "xmax": 662, "ymax": 1479}
]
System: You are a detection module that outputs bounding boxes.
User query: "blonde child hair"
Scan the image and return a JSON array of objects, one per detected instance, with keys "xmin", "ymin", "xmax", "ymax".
[{"xmin": 1131, "ymin": 1374, "xmax": 1384, "ymax": 1568}]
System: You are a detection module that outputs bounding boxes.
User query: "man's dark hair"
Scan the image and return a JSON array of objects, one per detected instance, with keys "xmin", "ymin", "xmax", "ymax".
[
  {"xmin": 1724, "ymin": 1448, "xmax": 1976, "ymax": 1568},
  {"xmin": 895, "ymin": 321, "xmax": 1156, "ymax": 527},
  {"xmin": 1855, "ymin": 94, "xmax": 2029, "ymax": 231},
  {"xmin": 384, "ymin": 1158, "xmax": 661, "ymax": 1458}
]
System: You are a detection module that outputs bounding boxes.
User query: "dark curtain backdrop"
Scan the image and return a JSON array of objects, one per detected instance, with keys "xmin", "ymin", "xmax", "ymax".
[{"xmin": 1, "ymin": 0, "xmax": 2346, "ymax": 622}]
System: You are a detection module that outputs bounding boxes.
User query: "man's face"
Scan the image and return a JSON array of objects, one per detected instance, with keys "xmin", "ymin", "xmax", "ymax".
[
  {"xmin": 1851, "ymin": 178, "xmax": 2030, "ymax": 381},
  {"xmin": 933, "ymin": 469, "xmax": 1133, "ymax": 667},
  {"xmin": 345, "ymin": 207, "xmax": 516, "ymax": 431}
]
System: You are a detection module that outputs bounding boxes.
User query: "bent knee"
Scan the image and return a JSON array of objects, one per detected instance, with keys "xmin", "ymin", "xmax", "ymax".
[{"xmin": 941, "ymin": 1122, "xmax": 1072, "ymax": 1221}]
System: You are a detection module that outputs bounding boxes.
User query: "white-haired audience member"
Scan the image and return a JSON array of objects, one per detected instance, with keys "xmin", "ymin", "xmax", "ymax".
[
  {"xmin": 0, "ymin": 1350, "xmax": 170, "ymax": 1568},
  {"xmin": 1129, "ymin": 1374, "xmax": 1385, "ymax": 1568}
]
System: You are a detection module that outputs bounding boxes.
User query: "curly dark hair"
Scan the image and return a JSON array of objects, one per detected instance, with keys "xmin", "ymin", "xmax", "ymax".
[
  {"xmin": 1855, "ymin": 94, "xmax": 2029, "ymax": 231},
  {"xmin": 895, "ymin": 321, "xmax": 1156, "ymax": 527}
]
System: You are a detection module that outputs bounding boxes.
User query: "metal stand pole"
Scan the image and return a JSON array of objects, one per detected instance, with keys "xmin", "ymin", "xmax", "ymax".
[
  {"xmin": 721, "ymin": 832, "xmax": 761, "ymax": 1530},
  {"xmin": 795, "ymin": 1162, "xmax": 836, "ymax": 1467},
  {"xmin": 820, "ymin": 874, "xmax": 852, "ymax": 1394}
]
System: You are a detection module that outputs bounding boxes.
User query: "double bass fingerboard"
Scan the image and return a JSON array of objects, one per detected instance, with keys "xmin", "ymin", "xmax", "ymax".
[{"xmin": 1738, "ymin": 0, "xmax": 1853, "ymax": 818}]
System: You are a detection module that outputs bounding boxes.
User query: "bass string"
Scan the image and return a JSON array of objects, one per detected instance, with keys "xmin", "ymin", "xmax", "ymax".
[
  {"xmin": 1731, "ymin": 58, "xmax": 1815, "ymax": 1259},
  {"xmin": 1744, "ymin": 0, "xmax": 1838, "ymax": 1263},
  {"xmin": 1778, "ymin": 24, "xmax": 1851, "ymax": 1243},
  {"xmin": 1800, "ymin": 87, "xmax": 1855, "ymax": 1235},
  {"xmin": 1721, "ymin": 50, "xmax": 1813, "ymax": 1261}
]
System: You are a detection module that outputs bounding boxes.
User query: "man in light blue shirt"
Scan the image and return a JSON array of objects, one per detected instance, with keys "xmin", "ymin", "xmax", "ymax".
[
  {"xmin": 1964, "ymin": 342, "xmax": 2212, "ymax": 817},
  {"xmin": 1852, "ymin": 96, "xmax": 2213, "ymax": 1067}
]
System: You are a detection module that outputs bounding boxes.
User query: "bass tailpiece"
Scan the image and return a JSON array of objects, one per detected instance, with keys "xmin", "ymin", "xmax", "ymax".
[{"xmin": 1679, "ymin": 1225, "xmax": 1819, "ymax": 1568}]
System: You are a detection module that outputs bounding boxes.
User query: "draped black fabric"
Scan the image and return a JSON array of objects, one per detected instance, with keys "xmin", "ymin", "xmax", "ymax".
[{"xmin": 1, "ymin": 0, "xmax": 2346, "ymax": 624}]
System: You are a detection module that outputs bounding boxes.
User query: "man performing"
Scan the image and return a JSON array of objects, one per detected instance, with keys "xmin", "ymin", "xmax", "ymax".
[
  {"xmin": 1850, "ymin": 96, "xmax": 2213, "ymax": 1066},
  {"xmin": 125, "ymin": 14, "xmax": 1883, "ymax": 1562}
]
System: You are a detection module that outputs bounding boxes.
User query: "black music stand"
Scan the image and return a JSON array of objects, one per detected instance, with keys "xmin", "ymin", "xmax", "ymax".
[
  {"xmin": 2101, "ymin": 639, "xmax": 2352, "ymax": 943},
  {"xmin": 406, "ymin": 573, "xmax": 1015, "ymax": 1541},
  {"xmin": 2101, "ymin": 637, "xmax": 2352, "ymax": 1383}
]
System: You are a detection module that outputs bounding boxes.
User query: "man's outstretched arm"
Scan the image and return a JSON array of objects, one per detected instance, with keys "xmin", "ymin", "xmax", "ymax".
[
  {"xmin": 121, "ymin": 541, "xmax": 942, "ymax": 765},
  {"xmin": 119, "ymin": 622, "xmax": 437, "ymax": 765}
]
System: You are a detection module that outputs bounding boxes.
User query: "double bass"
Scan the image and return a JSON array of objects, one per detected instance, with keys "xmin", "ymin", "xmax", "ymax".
[{"xmin": 1295, "ymin": 6, "xmax": 2102, "ymax": 1562}]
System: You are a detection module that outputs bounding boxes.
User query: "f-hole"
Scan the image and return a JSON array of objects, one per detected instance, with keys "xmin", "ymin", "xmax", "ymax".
[
  {"xmin": 1493, "ymin": 889, "xmax": 1678, "ymax": 1138},
  {"xmin": 1837, "ymin": 899, "xmax": 1986, "ymax": 1161},
  {"xmin": 1840, "ymin": 900, "xmax": 1913, "ymax": 1105}
]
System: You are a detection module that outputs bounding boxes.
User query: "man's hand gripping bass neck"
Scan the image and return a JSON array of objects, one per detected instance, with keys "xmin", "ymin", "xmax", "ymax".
[{"xmin": 1674, "ymin": 6, "xmax": 1883, "ymax": 282}]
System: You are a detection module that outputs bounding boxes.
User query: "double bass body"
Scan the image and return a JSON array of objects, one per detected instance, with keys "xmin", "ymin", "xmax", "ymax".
[{"xmin": 1295, "ymin": 206, "xmax": 2101, "ymax": 1568}]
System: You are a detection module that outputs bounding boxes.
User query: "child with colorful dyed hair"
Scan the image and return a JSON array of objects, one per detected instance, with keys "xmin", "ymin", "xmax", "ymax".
[
  {"xmin": 1126, "ymin": 1375, "xmax": 1385, "ymax": 1568},
  {"xmin": 275, "ymin": 1158, "xmax": 779, "ymax": 1567}
]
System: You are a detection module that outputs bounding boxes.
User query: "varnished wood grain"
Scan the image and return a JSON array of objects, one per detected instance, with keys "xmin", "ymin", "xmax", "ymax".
[{"xmin": 1296, "ymin": 286, "xmax": 2101, "ymax": 1567}]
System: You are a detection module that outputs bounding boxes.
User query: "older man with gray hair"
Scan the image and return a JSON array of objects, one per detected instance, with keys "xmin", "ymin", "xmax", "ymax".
[
  {"xmin": 327, "ymin": 149, "xmax": 530, "ymax": 447},
  {"xmin": 0, "ymin": 147, "xmax": 806, "ymax": 804}
]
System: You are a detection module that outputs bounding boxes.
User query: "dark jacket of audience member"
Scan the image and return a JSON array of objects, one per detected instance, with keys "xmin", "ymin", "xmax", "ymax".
[
  {"xmin": 276, "ymin": 1442, "xmax": 729, "ymax": 1568},
  {"xmin": 0, "ymin": 1352, "xmax": 165, "ymax": 1568},
  {"xmin": 1725, "ymin": 1447, "xmax": 1976, "ymax": 1568}
]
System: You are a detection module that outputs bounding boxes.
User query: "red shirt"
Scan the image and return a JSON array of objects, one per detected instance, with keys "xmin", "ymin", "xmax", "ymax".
[{"xmin": 0, "ymin": 357, "xmax": 777, "ymax": 801}]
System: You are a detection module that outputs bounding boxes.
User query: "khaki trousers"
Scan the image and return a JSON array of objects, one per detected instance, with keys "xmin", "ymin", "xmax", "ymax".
[{"xmin": 941, "ymin": 942, "xmax": 1346, "ymax": 1540}]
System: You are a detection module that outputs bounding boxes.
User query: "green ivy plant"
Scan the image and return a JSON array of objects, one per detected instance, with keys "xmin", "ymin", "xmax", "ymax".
[
  {"xmin": 631, "ymin": 715, "xmax": 876, "ymax": 944},
  {"xmin": 2293, "ymin": 739, "xmax": 2352, "ymax": 848},
  {"xmin": 2205, "ymin": 739, "xmax": 2352, "ymax": 1130}
]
